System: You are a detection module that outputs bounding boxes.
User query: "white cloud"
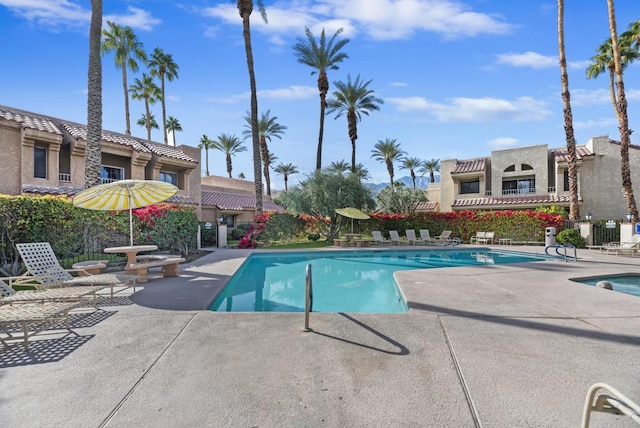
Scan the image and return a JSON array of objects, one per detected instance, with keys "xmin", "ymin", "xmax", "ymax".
[
  {"xmin": 573, "ymin": 117, "xmax": 618, "ymax": 129},
  {"xmin": 390, "ymin": 82, "xmax": 409, "ymax": 87},
  {"xmin": 104, "ymin": 7, "xmax": 161, "ymax": 32},
  {"xmin": 496, "ymin": 51, "xmax": 589, "ymax": 70},
  {"xmin": 387, "ymin": 96, "xmax": 551, "ymax": 122},
  {"xmin": 487, "ymin": 137, "xmax": 520, "ymax": 149},
  {"xmin": 571, "ymin": 88, "xmax": 640, "ymax": 106},
  {"xmin": 203, "ymin": 0, "xmax": 513, "ymax": 41},
  {"xmin": 207, "ymin": 85, "xmax": 317, "ymax": 104}
]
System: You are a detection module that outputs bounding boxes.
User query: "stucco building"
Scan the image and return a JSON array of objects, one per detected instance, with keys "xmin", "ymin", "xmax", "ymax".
[{"xmin": 426, "ymin": 136, "xmax": 640, "ymax": 220}]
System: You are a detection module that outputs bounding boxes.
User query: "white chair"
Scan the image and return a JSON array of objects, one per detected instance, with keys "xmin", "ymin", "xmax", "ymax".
[
  {"xmin": 371, "ymin": 231, "xmax": 391, "ymax": 245},
  {"xmin": 477, "ymin": 231, "xmax": 495, "ymax": 245},
  {"xmin": 470, "ymin": 231, "xmax": 486, "ymax": 244},
  {"xmin": 0, "ymin": 278, "xmax": 104, "ymax": 305},
  {"xmin": 388, "ymin": 230, "xmax": 403, "ymax": 245},
  {"xmin": 419, "ymin": 229, "xmax": 436, "ymax": 245},
  {"xmin": 405, "ymin": 229, "xmax": 424, "ymax": 245}
]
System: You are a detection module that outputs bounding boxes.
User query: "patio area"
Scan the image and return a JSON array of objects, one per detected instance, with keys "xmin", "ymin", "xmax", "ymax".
[{"xmin": 1, "ymin": 245, "xmax": 639, "ymax": 427}]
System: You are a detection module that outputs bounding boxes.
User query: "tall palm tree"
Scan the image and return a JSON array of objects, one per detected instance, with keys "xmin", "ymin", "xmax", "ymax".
[
  {"xmin": 586, "ymin": 37, "xmax": 638, "ymax": 122},
  {"xmin": 148, "ymin": 48, "xmax": 179, "ymax": 145},
  {"xmin": 420, "ymin": 158, "xmax": 440, "ymax": 183},
  {"xmin": 243, "ymin": 110, "xmax": 287, "ymax": 196},
  {"xmin": 129, "ymin": 73, "xmax": 161, "ymax": 141},
  {"xmin": 198, "ymin": 134, "xmax": 215, "ymax": 176},
  {"xmin": 606, "ymin": 0, "xmax": 638, "ymax": 221},
  {"xmin": 274, "ymin": 162, "xmax": 298, "ymax": 191},
  {"xmin": 400, "ymin": 157, "xmax": 423, "ymax": 189},
  {"xmin": 212, "ymin": 133, "xmax": 247, "ymax": 179},
  {"xmin": 371, "ymin": 139, "xmax": 405, "ymax": 187},
  {"xmin": 235, "ymin": 0, "xmax": 267, "ymax": 215},
  {"xmin": 101, "ymin": 21, "xmax": 147, "ymax": 135},
  {"xmin": 262, "ymin": 150, "xmax": 278, "ymax": 193},
  {"xmin": 326, "ymin": 74, "xmax": 383, "ymax": 172},
  {"xmin": 85, "ymin": 0, "xmax": 102, "ymax": 188},
  {"xmin": 136, "ymin": 113, "xmax": 158, "ymax": 137},
  {"xmin": 557, "ymin": 0, "xmax": 579, "ymax": 222},
  {"xmin": 352, "ymin": 163, "xmax": 371, "ymax": 182},
  {"xmin": 293, "ymin": 27, "xmax": 350, "ymax": 170},
  {"xmin": 327, "ymin": 160, "xmax": 350, "ymax": 175},
  {"xmin": 165, "ymin": 116, "xmax": 182, "ymax": 145}
]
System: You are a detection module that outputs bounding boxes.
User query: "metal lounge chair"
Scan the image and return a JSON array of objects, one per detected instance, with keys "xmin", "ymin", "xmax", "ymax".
[
  {"xmin": 470, "ymin": 231, "xmax": 486, "ymax": 244},
  {"xmin": 477, "ymin": 231, "xmax": 495, "ymax": 245},
  {"xmin": 0, "ymin": 278, "xmax": 105, "ymax": 305},
  {"xmin": 405, "ymin": 229, "xmax": 424, "ymax": 245},
  {"xmin": 371, "ymin": 231, "xmax": 391, "ymax": 245},
  {"xmin": 0, "ymin": 301, "xmax": 77, "ymax": 350},
  {"xmin": 419, "ymin": 229, "xmax": 436, "ymax": 245},
  {"xmin": 388, "ymin": 230, "xmax": 404, "ymax": 245},
  {"xmin": 601, "ymin": 235, "xmax": 640, "ymax": 256},
  {"xmin": 16, "ymin": 242, "xmax": 137, "ymax": 297}
]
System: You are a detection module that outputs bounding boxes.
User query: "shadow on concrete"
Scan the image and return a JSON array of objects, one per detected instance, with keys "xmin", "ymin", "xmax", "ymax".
[
  {"xmin": 409, "ymin": 301, "xmax": 640, "ymax": 346},
  {"xmin": 308, "ymin": 313, "xmax": 410, "ymax": 355},
  {"xmin": 0, "ymin": 333, "xmax": 94, "ymax": 368}
]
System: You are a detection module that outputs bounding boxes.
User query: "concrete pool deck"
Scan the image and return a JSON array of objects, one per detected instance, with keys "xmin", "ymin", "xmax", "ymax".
[{"xmin": 1, "ymin": 245, "xmax": 639, "ymax": 427}]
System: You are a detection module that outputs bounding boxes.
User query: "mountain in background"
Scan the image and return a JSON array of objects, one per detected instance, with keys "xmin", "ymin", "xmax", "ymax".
[{"xmin": 366, "ymin": 175, "xmax": 440, "ymax": 193}]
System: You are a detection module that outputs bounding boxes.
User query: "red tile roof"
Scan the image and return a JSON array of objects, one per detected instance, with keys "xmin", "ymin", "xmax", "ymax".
[
  {"xmin": 415, "ymin": 201, "xmax": 438, "ymax": 211},
  {"xmin": 0, "ymin": 106, "xmax": 62, "ymax": 135},
  {"xmin": 452, "ymin": 158, "xmax": 486, "ymax": 174},
  {"xmin": 201, "ymin": 190, "xmax": 285, "ymax": 212},
  {"xmin": 452, "ymin": 193, "xmax": 579, "ymax": 208},
  {"xmin": 551, "ymin": 145, "xmax": 593, "ymax": 162}
]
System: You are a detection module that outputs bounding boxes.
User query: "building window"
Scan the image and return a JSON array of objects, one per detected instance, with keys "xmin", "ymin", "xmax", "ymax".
[
  {"xmin": 460, "ymin": 180, "xmax": 480, "ymax": 194},
  {"xmin": 34, "ymin": 146, "xmax": 47, "ymax": 178},
  {"xmin": 159, "ymin": 171, "xmax": 178, "ymax": 186},
  {"xmin": 504, "ymin": 165, "xmax": 515, "ymax": 172},
  {"xmin": 563, "ymin": 170, "xmax": 569, "ymax": 192},
  {"xmin": 521, "ymin": 164, "xmax": 533, "ymax": 171},
  {"xmin": 502, "ymin": 177, "xmax": 535, "ymax": 195},
  {"xmin": 101, "ymin": 165, "xmax": 124, "ymax": 183}
]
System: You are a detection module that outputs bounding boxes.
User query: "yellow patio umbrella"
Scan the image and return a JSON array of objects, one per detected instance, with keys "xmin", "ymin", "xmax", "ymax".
[
  {"xmin": 335, "ymin": 207, "xmax": 370, "ymax": 233},
  {"xmin": 72, "ymin": 179, "xmax": 178, "ymax": 246}
]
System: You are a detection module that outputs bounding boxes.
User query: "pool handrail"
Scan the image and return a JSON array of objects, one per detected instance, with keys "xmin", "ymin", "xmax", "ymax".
[{"xmin": 582, "ymin": 382, "xmax": 640, "ymax": 427}]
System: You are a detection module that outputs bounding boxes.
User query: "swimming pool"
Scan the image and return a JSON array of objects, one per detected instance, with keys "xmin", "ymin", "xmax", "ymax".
[
  {"xmin": 572, "ymin": 274, "xmax": 640, "ymax": 298},
  {"xmin": 209, "ymin": 249, "xmax": 548, "ymax": 313}
]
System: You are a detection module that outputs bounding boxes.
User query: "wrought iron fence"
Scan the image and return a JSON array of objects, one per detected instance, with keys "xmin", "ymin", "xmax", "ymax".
[{"xmin": 592, "ymin": 220, "xmax": 620, "ymax": 245}]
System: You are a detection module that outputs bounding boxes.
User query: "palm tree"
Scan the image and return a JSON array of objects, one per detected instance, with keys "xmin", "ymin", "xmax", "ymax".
[
  {"xmin": 165, "ymin": 116, "xmax": 182, "ymax": 145},
  {"xmin": 243, "ymin": 110, "xmax": 287, "ymax": 196},
  {"xmin": 400, "ymin": 157, "xmax": 423, "ymax": 189},
  {"xmin": 129, "ymin": 73, "xmax": 161, "ymax": 141},
  {"xmin": 352, "ymin": 163, "xmax": 371, "ymax": 182},
  {"xmin": 85, "ymin": 0, "xmax": 102, "ymax": 188},
  {"xmin": 198, "ymin": 134, "xmax": 215, "ymax": 176},
  {"xmin": 274, "ymin": 162, "xmax": 298, "ymax": 191},
  {"xmin": 293, "ymin": 27, "xmax": 350, "ymax": 170},
  {"xmin": 262, "ymin": 150, "xmax": 278, "ymax": 192},
  {"xmin": 101, "ymin": 21, "xmax": 147, "ymax": 135},
  {"xmin": 557, "ymin": 0, "xmax": 579, "ymax": 222},
  {"xmin": 212, "ymin": 133, "xmax": 247, "ymax": 179},
  {"xmin": 371, "ymin": 139, "xmax": 405, "ymax": 187},
  {"xmin": 235, "ymin": 0, "xmax": 267, "ymax": 215},
  {"xmin": 327, "ymin": 160, "xmax": 350, "ymax": 175},
  {"xmin": 420, "ymin": 158, "xmax": 440, "ymax": 183},
  {"xmin": 136, "ymin": 113, "xmax": 159, "ymax": 137},
  {"xmin": 606, "ymin": 0, "xmax": 638, "ymax": 221},
  {"xmin": 148, "ymin": 48, "xmax": 179, "ymax": 145},
  {"xmin": 327, "ymin": 74, "xmax": 383, "ymax": 172}
]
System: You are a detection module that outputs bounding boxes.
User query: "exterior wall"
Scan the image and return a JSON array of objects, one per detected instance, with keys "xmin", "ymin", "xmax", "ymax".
[
  {"xmin": 439, "ymin": 159, "xmax": 457, "ymax": 212},
  {"xmin": 201, "ymin": 175, "xmax": 261, "ymax": 196},
  {"xmin": 425, "ymin": 183, "xmax": 441, "ymax": 210},
  {"xmin": 491, "ymin": 145, "xmax": 548, "ymax": 196},
  {"xmin": 21, "ymin": 128, "xmax": 63, "ymax": 190},
  {"xmin": 581, "ymin": 136, "xmax": 640, "ymax": 219},
  {"xmin": 178, "ymin": 144, "xmax": 202, "ymax": 219},
  {"xmin": 0, "ymin": 120, "xmax": 23, "ymax": 195}
]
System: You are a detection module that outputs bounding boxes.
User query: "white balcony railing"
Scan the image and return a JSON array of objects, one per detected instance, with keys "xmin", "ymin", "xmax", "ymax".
[
  {"xmin": 548, "ymin": 187, "xmax": 556, "ymax": 193},
  {"xmin": 58, "ymin": 173, "xmax": 71, "ymax": 182},
  {"xmin": 100, "ymin": 178, "xmax": 120, "ymax": 184},
  {"xmin": 501, "ymin": 189, "xmax": 536, "ymax": 196}
]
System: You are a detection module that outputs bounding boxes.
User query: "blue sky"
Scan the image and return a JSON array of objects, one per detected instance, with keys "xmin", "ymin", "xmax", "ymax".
[{"xmin": 1, "ymin": 0, "xmax": 639, "ymax": 188}]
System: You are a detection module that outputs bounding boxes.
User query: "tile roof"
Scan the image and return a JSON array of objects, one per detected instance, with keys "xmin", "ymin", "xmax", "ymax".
[
  {"xmin": 451, "ymin": 158, "xmax": 486, "ymax": 174},
  {"xmin": 415, "ymin": 201, "xmax": 438, "ymax": 212},
  {"xmin": 201, "ymin": 190, "xmax": 285, "ymax": 212},
  {"xmin": 62, "ymin": 122, "xmax": 151, "ymax": 153},
  {"xmin": 22, "ymin": 184, "xmax": 196, "ymax": 205},
  {"xmin": 0, "ymin": 106, "xmax": 62, "ymax": 135},
  {"xmin": 139, "ymin": 140, "xmax": 198, "ymax": 163},
  {"xmin": 551, "ymin": 145, "xmax": 593, "ymax": 162},
  {"xmin": 452, "ymin": 193, "xmax": 580, "ymax": 208}
]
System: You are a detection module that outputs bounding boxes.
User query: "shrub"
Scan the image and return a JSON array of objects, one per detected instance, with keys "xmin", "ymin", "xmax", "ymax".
[
  {"xmin": 231, "ymin": 223, "xmax": 250, "ymax": 240},
  {"xmin": 557, "ymin": 228, "xmax": 586, "ymax": 248},
  {"xmin": 307, "ymin": 233, "xmax": 320, "ymax": 241}
]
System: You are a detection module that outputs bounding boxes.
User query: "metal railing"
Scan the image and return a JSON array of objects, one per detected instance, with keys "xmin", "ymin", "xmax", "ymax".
[
  {"xmin": 582, "ymin": 383, "xmax": 640, "ymax": 427},
  {"xmin": 501, "ymin": 189, "xmax": 536, "ymax": 196},
  {"xmin": 303, "ymin": 264, "xmax": 313, "ymax": 332},
  {"xmin": 58, "ymin": 172, "xmax": 71, "ymax": 182}
]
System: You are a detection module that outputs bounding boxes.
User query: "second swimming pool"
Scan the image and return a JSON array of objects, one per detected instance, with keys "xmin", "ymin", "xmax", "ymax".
[{"xmin": 209, "ymin": 248, "xmax": 549, "ymax": 313}]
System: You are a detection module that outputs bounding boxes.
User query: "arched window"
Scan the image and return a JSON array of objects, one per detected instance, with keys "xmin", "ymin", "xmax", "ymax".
[
  {"xmin": 504, "ymin": 165, "xmax": 515, "ymax": 172},
  {"xmin": 521, "ymin": 164, "xmax": 533, "ymax": 171}
]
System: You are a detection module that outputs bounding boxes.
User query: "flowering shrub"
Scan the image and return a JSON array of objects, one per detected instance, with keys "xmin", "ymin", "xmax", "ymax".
[{"xmin": 238, "ymin": 213, "xmax": 270, "ymax": 248}]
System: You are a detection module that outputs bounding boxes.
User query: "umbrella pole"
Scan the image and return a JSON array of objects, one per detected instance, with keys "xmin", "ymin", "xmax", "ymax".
[{"xmin": 129, "ymin": 208, "xmax": 134, "ymax": 246}]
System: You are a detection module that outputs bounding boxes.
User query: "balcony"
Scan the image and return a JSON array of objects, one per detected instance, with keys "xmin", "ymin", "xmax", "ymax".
[
  {"xmin": 501, "ymin": 189, "xmax": 536, "ymax": 196},
  {"xmin": 58, "ymin": 173, "xmax": 71, "ymax": 183}
]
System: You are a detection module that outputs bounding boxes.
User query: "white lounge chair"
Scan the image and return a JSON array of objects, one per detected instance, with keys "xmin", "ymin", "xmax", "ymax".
[
  {"xmin": 434, "ymin": 230, "xmax": 461, "ymax": 246},
  {"xmin": 470, "ymin": 231, "xmax": 486, "ymax": 244},
  {"xmin": 0, "ymin": 301, "xmax": 77, "ymax": 350},
  {"xmin": 0, "ymin": 278, "xmax": 104, "ymax": 305},
  {"xmin": 405, "ymin": 229, "xmax": 424, "ymax": 245},
  {"xmin": 419, "ymin": 229, "xmax": 436, "ymax": 245},
  {"xmin": 16, "ymin": 242, "xmax": 138, "ymax": 297},
  {"xmin": 602, "ymin": 235, "xmax": 640, "ymax": 256},
  {"xmin": 477, "ymin": 231, "xmax": 495, "ymax": 245},
  {"xmin": 371, "ymin": 231, "xmax": 391, "ymax": 245},
  {"xmin": 388, "ymin": 230, "xmax": 404, "ymax": 245}
]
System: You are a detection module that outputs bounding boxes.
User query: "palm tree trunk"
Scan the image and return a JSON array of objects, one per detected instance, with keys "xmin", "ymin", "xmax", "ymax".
[
  {"xmin": 239, "ymin": 2, "xmax": 263, "ymax": 215},
  {"xmin": 316, "ymin": 72, "xmax": 329, "ymax": 170},
  {"xmin": 259, "ymin": 135, "xmax": 271, "ymax": 195},
  {"xmin": 205, "ymin": 149, "xmax": 209, "ymax": 176},
  {"xmin": 430, "ymin": 170, "xmax": 435, "ymax": 183},
  {"xmin": 85, "ymin": 0, "xmax": 102, "ymax": 189},
  {"xmin": 122, "ymin": 65, "xmax": 130, "ymax": 135},
  {"xmin": 284, "ymin": 175, "xmax": 288, "ymax": 191},
  {"xmin": 348, "ymin": 109, "xmax": 357, "ymax": 172},
  {"xmin": 264, "ymin": 164, "xmax": 271, "ymax": 196},
  {"xmin": 411, "ymin": 171, "xmax": 416, "ymax": 189},
  {"xmin": 161, "ymin": 74, "xmax": 168, "ymax": 145},
  {"xmin": 386, "ymin": 160, "xmax": 394, "ymax": 186},
  {"xmin": 607, "ymin": 0, "xmax": 639, "ymax": 221},
  {"xmin": 558, "ymin": 0, "xmax": 579, "ymax": 222},
  {"xmin": 227, "ymin": 154, "xmax": 233, "ymax": 178},
  {"xmin": 608, "ymin": 69, "xmax": 621, "ymax": 121},
  {"xmin": 144, "ymin": 98, "xmax": 151, "ymax": 140}
]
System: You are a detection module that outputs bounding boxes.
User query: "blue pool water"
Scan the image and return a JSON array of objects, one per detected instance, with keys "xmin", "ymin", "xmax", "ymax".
[
  {"xmin": 573, "ymin": 275, "xmax": 640, "ymax": 298},
  {"xmin": 209, "ymin": 249, "xmax": 548, "ymax": 313}
]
